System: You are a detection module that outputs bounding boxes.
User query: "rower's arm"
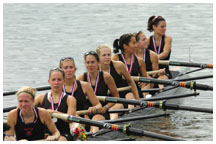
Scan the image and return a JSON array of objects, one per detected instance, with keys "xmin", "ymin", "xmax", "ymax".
[
  {"xmin": 119, "ymin": 62, "xmax": 139, "ymax": 100},
  {"xmin": 6, "ymin": 109, "xmax": 17, "ymax": 138},
  {"xmin": 84, "ymin": 82, "xmax": 102, "ymax": 111},
  {"xmin": 41, "ymin": 109, "xmax": 60, "ymax": 141},
  {"xmin": 138, "ymin": 57, "xmax": 148, "ymax": 77},
  {"xmin": 104, "ymin": 72, "xmax": 119, "ymax": 108},
  {"xmin": 67, "ymin": 96, "xmax": 77, "ymax": 131},
  {"xmin": 34, "ymin": 94, "xmax": 45, "ymax": 107},
  {"xmin": 158, "ymin": 35, "xmax": 172, "ymax": 60}
]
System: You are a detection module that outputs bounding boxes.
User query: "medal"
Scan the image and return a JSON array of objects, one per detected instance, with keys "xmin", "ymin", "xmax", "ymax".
[{"xmin": 52, "ymin": 117, "xmax": 58, "ymax": 123}]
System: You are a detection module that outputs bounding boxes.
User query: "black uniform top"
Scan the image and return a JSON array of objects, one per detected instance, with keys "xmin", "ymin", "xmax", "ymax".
[
  {"xmin": 15, "ymin": 107, "xmax": 45, "ymax": 141},
  {"xmin": 118, "ymin": 54, "xmax": 143, "ymax": 98},
  {"xmin": 143, "ymin": 49, "xmax": 153, "ymax": 71},
  {"xmin": 148, "ymin": 35, "xmax": 172, "ymax": 78},
  {"xmin": 84, "ymin": 71, "xmax": 108, "ymax": 106},
  {"xmin": 65, "ymin": 80, "xmax": 88, "ymax": 111},
  {"xmin": 41, "ymin": 93, "xmax": 69, "ymax": 134}
]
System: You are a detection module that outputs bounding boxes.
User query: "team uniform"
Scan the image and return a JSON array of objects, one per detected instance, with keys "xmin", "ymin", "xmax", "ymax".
[
  {"xmin": 15, "ymin": 107, "xmax": 45, "ymax": 141},
  {"xmin": 148, "ymin": 35, "xmax": 172, "ymax": 78},
  {"xmin": 41, "ymin": 93, "xmax": 73, "ymax": 140},
  {"xmin": 117, "ymin": 54, "xmax": 143, "ymax": 98}
]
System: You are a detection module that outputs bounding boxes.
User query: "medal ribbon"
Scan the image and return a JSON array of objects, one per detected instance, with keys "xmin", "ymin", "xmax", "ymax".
[
  {"xmin": 121, "ymin": 54, "xmax": 133, "ymax": 74},
  {"xmin": 50, "ymin": 90, "xmax": 64, "ymax": 111},
  {"xmin": 152, "ymin": 36, "xmax": 162, "ymax": 55},
  {"xmin": 20, "ymin": 107, "xmax": 38, "ymax": 123},
  {"xmin": 88, "ymin": 71, "xmax": 100, "ymax": 94},
  {"xmin": 63, "ymin": 80, "xmax": 76, "ymax": 96}
]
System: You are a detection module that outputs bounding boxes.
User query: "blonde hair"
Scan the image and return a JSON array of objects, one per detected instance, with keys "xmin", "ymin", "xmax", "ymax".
[
  {"xmin": 96, "ymin": 44, "xmax": 112, "ymax": 55},
  {"xmin": 59, "ymin": 57, "xmax": 76, "ymax": 69},
  {"xmin": 16, "ymin": 86, "xmax": 37, "ymax": 99}
]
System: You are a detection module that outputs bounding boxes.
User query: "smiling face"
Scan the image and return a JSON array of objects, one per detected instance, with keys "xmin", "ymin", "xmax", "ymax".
[
  {"xmin": 61, "ymin": 60, "xmax": 76, "ymax": 79},
  {"xmin": 153, "ymin": 20, "xmax": 166, "ymax": 36},
  {"xmin": 17, "ymin": 92, "xmax": 34, "ymax": 113},
  {"xmin": 99, "ymin": 47, "xmax": 111, "ymax": 65},
  {"xmin": 137, "ymin": 32, "xmax": 148, "ymax": 50},
  {"xmin": 48, "ymin": 71, "xmax": 65, "ymax": 92},
  {"xmin": 85, "ymin": 55, "xmax": 99, "ymax": 73}
]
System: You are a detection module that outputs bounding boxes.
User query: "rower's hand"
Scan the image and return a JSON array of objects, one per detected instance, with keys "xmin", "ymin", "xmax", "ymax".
[
  {"xmin": 138, "ymin": 82, "xmax": 147, "ymax": 89},
  {"xmin": 158, "ymin": 68, "xmax": 165, "ymax": 76},
  {"xmin": 100, "ymin": 107, "xmax": 107, "ymax": 114},
  {"xmin": 46, "ymin": 135, "xmax": 58, "ymax": 141},
  {"xmin": 88, "ymin": 106, "xmax": 97, "ymax": 114},
  {"xmin": 46, "ymin": 109, "xmax": 55, "ymax": 116}
]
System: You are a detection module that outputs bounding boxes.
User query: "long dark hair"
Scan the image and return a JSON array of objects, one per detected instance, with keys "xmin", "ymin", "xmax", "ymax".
[
  {"xmin": 113, "ymin": 33, "xmax": 133, "ymax": 53},
  {"xmin": 147, "ymin": 16, "xmax": 166, "ymax": 32}
]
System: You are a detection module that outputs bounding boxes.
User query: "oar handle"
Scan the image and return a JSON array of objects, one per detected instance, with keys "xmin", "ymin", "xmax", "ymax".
[
  {"xmin": 158, "ymin": 60, "xmax": 170, "ymax": 65},
  {"xmin": 147, "ymin": 70, "xmax": 160, "ymax": 75},
  {"xmin": 107, "ymin": 86, "xmax": 131, "ymax": 95},
  {"xmin": 76, "ymin": 110, "xmax": 89, "ymax": 115}
]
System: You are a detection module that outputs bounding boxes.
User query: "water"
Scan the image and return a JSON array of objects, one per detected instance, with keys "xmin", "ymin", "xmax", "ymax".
[{"xmin": 3, "ymin": 3, "xmax": 213, "ymax": 141}]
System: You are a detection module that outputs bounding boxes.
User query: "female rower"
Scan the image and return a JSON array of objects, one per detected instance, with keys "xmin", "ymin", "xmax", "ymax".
[
  {"xmin": 77, "ymin": 51, "xmax": 120, "ymax": 131},
  {"xmin": 135, "ymin": 31, "xmax": 165, "ymax": 90},
  {"xmin": 6, "ymin": 86, "xmax": 60, "ymax": 141},
  {"xmin": 96, "ymin": 44, "xmax": 139, "ymax": 109},
  {"xmin": 112, "ymin": 33, "xmax": 148, "ymax": 98},
  {"xmin": 34, "ymin": 68, "xmax": 76, "ymax": 141},
  {"xmin": 147, "ymin": 15, "xmax": 172, "ymax": 79},
  {"xmin": 59, "ymin": 57, "xmax": 102, "ymax": 132}
]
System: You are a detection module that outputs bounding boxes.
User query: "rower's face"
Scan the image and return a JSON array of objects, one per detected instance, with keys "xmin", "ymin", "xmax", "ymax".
[
  {"xmin": 17, "ymin": 93, "xmax": 33, "ymax": 113},
  {"xmin": 137, "ymin": 33, "xmax": 148, "ymax": 49},
  {"xmin": 125, "ymin": 37, "xmax": 136, "ymax": 54},
  {"xmin": 48, "ymin": 71, "xmax": 64, "ymax": 92},
  {"xmin": 61, "ymin": 60, "xmax": 76, "ymax": 79},
  {"xmin": 154, "ymin": 21, "xmax": 166, "ymax": 35},
  {"xmin": 85, "ymin": 55, "xmax": 99, "ymax": 73},
  {"xmin": 99, "ymin": 48, "xmax": 111, "ymax": 65}
]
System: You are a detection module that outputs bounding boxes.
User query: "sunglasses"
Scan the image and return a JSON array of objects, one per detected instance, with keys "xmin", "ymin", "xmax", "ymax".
[{"xmin": 60, "ymin": 56, "xmax": 74, "ymax": 61}]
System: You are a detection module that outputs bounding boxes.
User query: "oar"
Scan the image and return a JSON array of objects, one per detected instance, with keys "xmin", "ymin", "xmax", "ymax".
[
  {"xmin": 3, "ymin": 86, "xmax": 131, "ymax": 97},
  {"xmin": 108, "ymin": 86, "xmax": 131, "ymax": 95},
  {"xmin": 147, "ymin": 70, "xmax": 160, "ymax": 75},
  {"xmin": 3, "ymin": 86, "xmax": 51, "ymax": 96},
  {"xmin": 141, "ymin": 92, "xmax": 199, "ymax": 101},
  {"xmin": 52, "ymin": 112, "xmax": 184, "ymax": 141},
  {"xmin": 3, "ymin": 106, "xmax": 17, "ymax": 113},
  {"xmin": 174, "ymin": 74, "xmax": 213, "ymax": 81},
  {"xmin": 96, "ymin": 96, "xmax": 212, "ymax": 113},
  {"xmin": 159, "ymin": 60, "xmax": 213, "ymax": 69},
  {"xmin": 102, "ymin": 113, "xmax": 169, "ymax": 123},
  {"xmin": 132, "ymin": 76, "xmax": 213, "ymax": 91},
  {"xmin": 76, "ymin": 109, "xmax": 131, "ymax": 116},
  {"xmin": 148, "ymin": 101, "xmax": 213, "ymax": 114}
]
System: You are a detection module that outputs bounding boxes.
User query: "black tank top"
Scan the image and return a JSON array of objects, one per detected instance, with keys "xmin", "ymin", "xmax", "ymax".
[
  {"xmin": 65, "ymin": 80, "xmax": 88, "ymax": 111},
  {"xmin": 109, "ymin": 61, "xmax": 128, "ymax": 88},
  {"xmin": 148, "ymin": 35, "xmax": 171, "ymax": 70},
  {"xmin": 144, "ymin": 49, "xmax": 153, "ymax": 71},
  {"xmin": 118, "ymin": 54, "xmax": 141, "ymax": 76},
  {"xmin": 15, "ymin": 107, "xmax": 45, "ymax": 141},
  {"xmin": 41, "ymin": 93, "xmax": 69, "ymax": 134},
  {"xmin": 84, "ymin": 71, "xmax": 108, "ymax": 106},
  {"xmin": 118, "ymin": 54, "xmax": 143, "ymax": 98}
]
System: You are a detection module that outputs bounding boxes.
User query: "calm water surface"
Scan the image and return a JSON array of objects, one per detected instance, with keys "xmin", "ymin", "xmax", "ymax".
[{"xmin": 3, "ymin": 3, "xmax": 213, "ymax": 141}]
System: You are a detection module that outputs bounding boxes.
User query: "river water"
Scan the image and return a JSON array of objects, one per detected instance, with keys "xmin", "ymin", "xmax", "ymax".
[{"xmin": 3, "ymin": 3, "xmax": 213, "ymax": 141}]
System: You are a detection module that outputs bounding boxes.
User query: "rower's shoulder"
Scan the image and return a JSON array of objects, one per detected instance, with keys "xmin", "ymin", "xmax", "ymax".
[
  {"xmin": 112, "ymin": 60, "xmax": 125, "ymax": 68},
  {"xmin": 8, "ymin": 108, "xmax": 18, "ymax": 116},
  {"xmin": 164, "ymin": 34, "xmax": 172, "ymax": 40},
  {"xmin": 77, "ymin": 73, "xmax": 84, "ymax": 81},
  {"xmin": 111, "ymin": 54, "xmax": 119, "ymax": 61}
]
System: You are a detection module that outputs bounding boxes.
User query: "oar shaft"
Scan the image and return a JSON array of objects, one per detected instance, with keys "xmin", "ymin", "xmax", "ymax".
[
  {"xmin": 96, "ymin": 96, "xmax": 145, "ymax": 106},
  {"xmin": 76, "ymin": 109, "xmax": 130, "ymax": 115},
  {"xmin": 175, "ymin": 74, "xmax": 213, "ymax": 81},
  {"xmin": 159, "ymin": 60, "xmax": 213, "ymax": 69},
  {"xmin": 52, "ymin": 113, "xmax": 183, "ymax": 141},
  {"xmin": 3, "ymin": 86, "xmax": 51, "ymax": 96},
  {"xmin": 164, "ymin": 103, "xmax": 213, "ymax": 113},
  {"xmin": 142, "ymin": 92, "xmax": 199, "ymax": 101},
  {"xmin": 108, "ymin": 86, "xmax": 131, "ymax": 95},
  {"xmin": 133, "ymin": 76, "xmax": 213, "ymax": 91},
  {"xmin": 3, "ymin": 106, "xmax": 17, "ymax": 113},
  {"xmin": 102, "ymin": 113, "xmax": 169, "ymax": 123}
]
